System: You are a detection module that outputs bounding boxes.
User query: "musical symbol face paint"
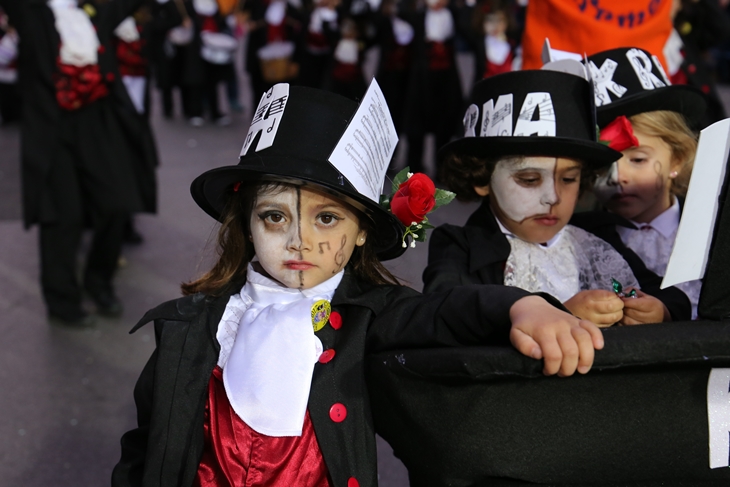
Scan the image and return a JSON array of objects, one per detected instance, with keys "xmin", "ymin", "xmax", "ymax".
[
  {"xmin": 250, "ymin": 184, "xmax": 367, "ymax": 289},
  {"xmin": 596, "ymin": 128, "xmax": 679, "ymax": 224}
]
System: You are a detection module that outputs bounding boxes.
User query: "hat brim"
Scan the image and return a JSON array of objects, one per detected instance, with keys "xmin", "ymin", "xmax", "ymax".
[
  {"xmin": 190, "ymin": 156, "xmax": 407, "ymax": 261},
  {"xmin": 596, "ymin": 85, "xmax": 707, "ymax": 128},
  {"xmin": 437, "ymin": 136, "xmax": 621, "ymax": 168}
]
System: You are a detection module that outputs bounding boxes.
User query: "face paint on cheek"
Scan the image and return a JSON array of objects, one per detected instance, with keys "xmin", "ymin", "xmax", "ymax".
[
  {"xmin": 490, "ymin": 158, "xmax": 558, "ymax": 222},
  {"xmin": 653, "ymin": 159, "xmax": 665, "ymax": 193},
  {"xmin": 295, "ymin": 187, "xmax": 304, "ymax": 288},
  {"xmin": 594, "ymin": 161, "xmax": 621, "ymax": 205},
  {"xmin": 249, "ymin": 187, "xmax": 303, "ymax": 288},
  {"xmin": 318, "ymin": 242, "xmax": 331, "ymax": 254},
  {"xmin": 333, "ymin": 234, "xmax": 347, "ymax": 274}
]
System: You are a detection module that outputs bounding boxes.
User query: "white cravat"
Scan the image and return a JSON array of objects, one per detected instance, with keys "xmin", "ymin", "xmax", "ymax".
[
  {"xmin": 219, "ymin": 264, "xmax": 343, "ymax": 436},
  {"xmin": 49, "ymin": 3, "xmax": 99, "ymax": 67},
  {"xmin": 114, "ymin": 17, "xmax": 140, "ymax": 43},
  {"xmin": 425, "ymin": 9, "xmax": 453, "ymax": 42}
]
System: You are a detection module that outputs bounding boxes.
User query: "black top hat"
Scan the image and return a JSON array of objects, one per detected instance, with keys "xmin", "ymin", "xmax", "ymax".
[
  {"xmin": 586, "ymin": 47, "xmax": 707, "ymax": 128},
  {"xmin": 438, "ymin": 70, "xmax": 621, "ymax": 167},
  {"xmin": 190, "ymin": 84, "xmax": 406, "ymax": 261}
]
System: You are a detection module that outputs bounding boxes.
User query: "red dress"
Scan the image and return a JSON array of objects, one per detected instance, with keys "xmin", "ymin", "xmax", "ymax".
[{"xmin": 195, "ymin": 366, "xmax": 333, "ymax": 487}]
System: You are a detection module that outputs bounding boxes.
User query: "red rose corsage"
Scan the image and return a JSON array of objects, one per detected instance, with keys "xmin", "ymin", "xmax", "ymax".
[
  {"xmin": 380, "ymin": 167, "xmax": 455, "ymax": 248},
  {"xmin": 599, "ymin": 115, "xmax": 639, "ymax": 152}
]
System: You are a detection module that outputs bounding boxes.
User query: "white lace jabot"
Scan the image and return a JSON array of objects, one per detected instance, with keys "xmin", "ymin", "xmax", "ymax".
[
  {"xmin": 218, "ymin": 264, "xmax": 343, "ymax": 436},
  {"xmin": 501, "ymin": 223, "xmax": 639, "ymax": 303}
]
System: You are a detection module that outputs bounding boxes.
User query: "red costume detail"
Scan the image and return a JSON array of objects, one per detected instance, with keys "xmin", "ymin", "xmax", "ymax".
[
  {"xmin": 54, "ymin": 57, "xmax": 109, "ymax": 111},
  {"xmin": 484, "ymin": 51, "xmax": 513, "ymax": 79},
  {"xmin": 329, "ymin": 311, "xmax": 342, "ymax": 330},
  {"xmin": 383, "ymin": 45, "xmax": 410, "ymax": 72},
  {"xmin": 307, "ymin": 32, "xmax": 329, "ymax": 52},
  {"xmin": 331, "ymin": 61, "xmax": 360, "ymax": 83},
  {"xmin": 194, "ymin": 366, "xmax": 332, "ymax": 487},
  {"xmin": 318, "ymin": 349, "xmax": 336, "ymax": 363},
  {"xmin": 116, "ymin": 35, "xmax": 147, "ymax": 77},
  {"xmin": 328, "ymin": 403, "xmax": 347, "ymax": 423},
  {"xmin": 670, "ymin": 68, "xmax": 688, "ymax": 86},
  {"xmin": 599, "ymin": 115, "xmax": 640, "ymax": 153},
  {"xmin": 201, "ymin": 16, "xmax": 219, "ymax": 33},
  {"xmin": 427, "ymin": 41, "xmax": 452, "ymax": 71},
  {"xmin": 267, "ymin": 23, "xmax": 286, "ymax": 43}
]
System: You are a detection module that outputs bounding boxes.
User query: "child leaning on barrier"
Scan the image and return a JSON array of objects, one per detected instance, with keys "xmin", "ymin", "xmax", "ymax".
[{"xmin": 112, "ymin": 82, "xmax": 604, "ymax": 487}]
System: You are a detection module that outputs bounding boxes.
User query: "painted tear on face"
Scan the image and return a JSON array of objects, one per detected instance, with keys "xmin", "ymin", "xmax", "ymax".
[
  {"xmin": 489, "ymin": 157, "xmax": 559, "ymax": 222},
  {"xmin": 593, "ymin": 161, "xmax": 621, "ymax": 205}
]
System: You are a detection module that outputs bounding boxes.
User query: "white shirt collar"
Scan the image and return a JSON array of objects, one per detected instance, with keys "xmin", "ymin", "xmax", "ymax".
[
  {"xmin": 496, "ymin": 217, "xmax": 564, "ymax": 248},
  {"xmin": 628, "ymin": 197, "xmax": 680, "ymax": 239}
]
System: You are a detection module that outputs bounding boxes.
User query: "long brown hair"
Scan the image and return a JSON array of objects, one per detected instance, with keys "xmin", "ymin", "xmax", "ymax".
[{"xmin": 181, "ymin": 182, "xmax": 399, "ymax": 296}]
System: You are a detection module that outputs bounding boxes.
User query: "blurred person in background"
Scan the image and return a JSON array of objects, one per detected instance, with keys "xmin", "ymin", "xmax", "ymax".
[
  {"xmin": 0, "ymin": 10, "xmax": 19, "ymax": 125},
  {"xmin": 402, "ymin": 0, "xmax": 463, "ymax": 178},
  {"xmin": 1, "ymin": 0, "xmax": 157, "ymax": 326},
  {"xmin": 668, "ymin": 0, "xmax": 730, "ymax": 126}
]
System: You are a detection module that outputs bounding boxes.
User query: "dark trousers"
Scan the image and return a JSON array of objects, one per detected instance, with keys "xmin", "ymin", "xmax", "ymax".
[
  {"xmin": 40, "ymin": 104, "xmax": 130, "ymax": 318},
  {"xmin": 405, "ymin": 69, "xmax": 461, "ymax": 177}
]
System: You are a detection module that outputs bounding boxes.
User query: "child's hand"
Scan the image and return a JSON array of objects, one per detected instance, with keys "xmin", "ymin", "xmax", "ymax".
[
  {"xmin": 619, "ymin": 289, "xmax": 670, "ymax": 325},
  {"xmin": 563, "ymin": 290, "xmax": 624, "ymax": 327},
  {"xmin": 509, "ymin": 295, "xmax": 604, "ymax": 377}
]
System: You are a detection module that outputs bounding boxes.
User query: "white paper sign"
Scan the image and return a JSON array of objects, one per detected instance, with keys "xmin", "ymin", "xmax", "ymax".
[
  {"xmin": 241, "ymin": 83, "xmax": 290, "ymax": 156},
  {"xmin": 663, "ymin": 28, "xmax": 685, "ymax": 77},
  {"xmin": 662, "ymin": 118, "xmax": 730, "ymax": 289},
  {"xmin": 707, "ymin": 368, "xmax": 730, "ymax": 469},
  {"xmin": 327, "ymin": 79, "xmax": 398, "ymax": 203}
]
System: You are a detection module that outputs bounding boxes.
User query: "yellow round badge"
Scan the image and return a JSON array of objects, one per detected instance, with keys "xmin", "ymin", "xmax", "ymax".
[{"xmin": 311, "ymin": 300, "xmax": 331, "ymax": 332}]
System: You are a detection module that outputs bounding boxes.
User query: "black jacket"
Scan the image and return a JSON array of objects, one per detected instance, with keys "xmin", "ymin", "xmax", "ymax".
[
  {"xmin": 111, "ymin": 270, "xmax": 535, "ymax": 487},
  {"xmin": 423, "ymin": 200, "xmax": 691, "ymax": 321},
  {"xmin": 1, "ymin": 0, "xmax": 157, "ymax": 227}
]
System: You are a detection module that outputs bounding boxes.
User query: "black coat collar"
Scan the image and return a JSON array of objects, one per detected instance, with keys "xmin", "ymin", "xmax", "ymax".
[{"xmin": 463, "ymin": 199, "xmax": 512, "ymax": 273}]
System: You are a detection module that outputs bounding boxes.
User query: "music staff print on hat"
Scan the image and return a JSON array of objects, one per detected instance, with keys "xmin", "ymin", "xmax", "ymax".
[
  {"xmin": 439, "ymin": 65, "xmax": 620, "ymax": 169},
  {"xmin": 585, "ymin": 47, "xmax": 707, "ymax": 128}
]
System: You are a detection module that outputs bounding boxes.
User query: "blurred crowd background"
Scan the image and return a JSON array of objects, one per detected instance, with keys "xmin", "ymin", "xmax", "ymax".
[{"xmin": 3, "ymin": 0, "xmax": 730, "ymax": 176}]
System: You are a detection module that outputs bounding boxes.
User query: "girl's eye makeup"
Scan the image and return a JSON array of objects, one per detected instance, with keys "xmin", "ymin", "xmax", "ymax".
[
  {"xmin": 258, "ymin": 211, "xmax": 286, "ymax": 224},
  {"xmin": 515, "ymin": 176, "xmax": 540, "ymax": 186},
  {"xmin": 317, "ymin": 212, "xmax": 342, "ymax": 226}
]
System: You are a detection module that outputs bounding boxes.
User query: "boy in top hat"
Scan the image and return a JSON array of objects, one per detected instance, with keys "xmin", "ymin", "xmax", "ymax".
[
  {"xmin": 424, "ymin": 67, "xmax": 669, "ymax": 326},
  {"xmin": 112, "ymin": 82, "xmax": 606, "ymax": 487},
  {"xmin": 572, "ymin": 46, "xmax": 706, "ymax": 320}
]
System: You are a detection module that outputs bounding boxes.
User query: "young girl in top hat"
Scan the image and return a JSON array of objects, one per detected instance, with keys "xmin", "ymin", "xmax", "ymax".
[
  {"xmin": 112, "ymin": 82, "xmax": 605, "ymax": 487},
  {"xmin": 424, "ymin": 66, "xmax": 670, "ymax": 327},
  {"xmin": 572, "ymin": 46, "xmax": 706, "ymax": 320}
]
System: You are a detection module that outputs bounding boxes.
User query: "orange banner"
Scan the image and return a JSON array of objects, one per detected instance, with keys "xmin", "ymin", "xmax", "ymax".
[{"xmin": 522, "ymin": 0, "xmax": 672, "ymax": 71}]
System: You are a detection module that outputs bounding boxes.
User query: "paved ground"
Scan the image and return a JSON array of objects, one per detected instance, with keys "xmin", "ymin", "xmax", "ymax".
[{"xmin": 0, "ymin": 64, "xmax": 485, "ymax": 486}]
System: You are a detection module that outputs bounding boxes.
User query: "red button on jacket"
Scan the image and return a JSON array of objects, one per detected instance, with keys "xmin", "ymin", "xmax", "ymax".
[
  {"xmin": 329, "ymin": 403, "xmax": 347, "ymax": 422},
  {"xmin": 348, "ymin": 477, "xmax": 359, "ymax": 487},
  {"xmin": 318, "ymin": 349, "xmax": 336, "ymax": 364},
  {"xmin": 329, "ymin": 311, "xmax": 342, "ymax": 330}
]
